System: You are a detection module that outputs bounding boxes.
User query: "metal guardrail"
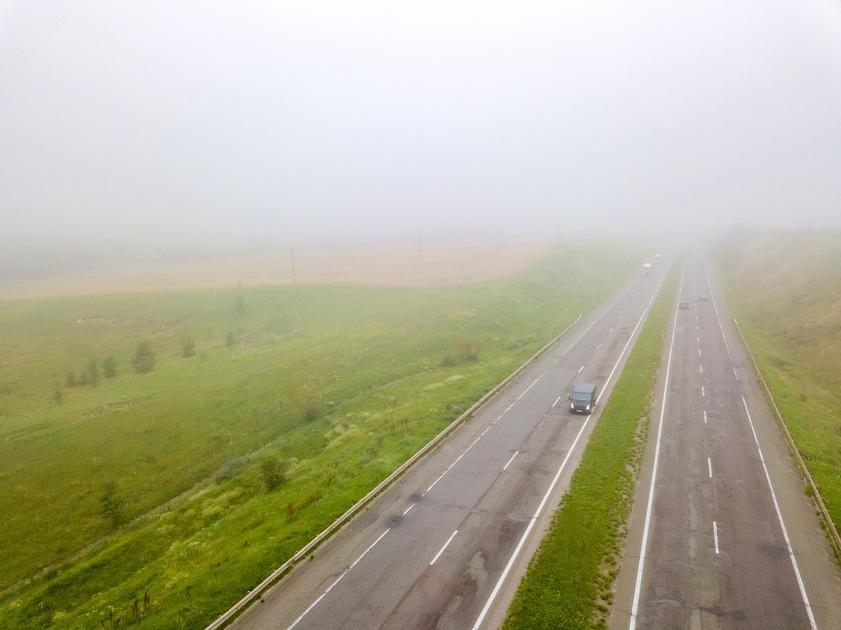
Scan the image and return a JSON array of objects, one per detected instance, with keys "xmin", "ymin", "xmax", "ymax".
[
  {"xmin": 732, "ymin": 316, "xmax": 841, "ymax": 562},
  {"xmin": 206, "ymin": 312, "xmax": 585, "ymax": 629}
]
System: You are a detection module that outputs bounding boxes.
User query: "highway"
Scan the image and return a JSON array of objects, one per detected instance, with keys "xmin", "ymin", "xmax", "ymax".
[
  {"xmin": 612, "ymin": 255, "xmax": 841, "ymax": 630},
  {"xmin": 231, "ymin": 260, "xmax": 669, "ymax": 630}
]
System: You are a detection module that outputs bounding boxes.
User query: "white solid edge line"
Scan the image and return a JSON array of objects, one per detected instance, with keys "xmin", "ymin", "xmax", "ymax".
[
  {"xmin": 561, "ymin": 294, "xmax": 624, "ymax": 358},
  {"xmin": 430, "ymin": 530, "xmax": 458, "ymax": 566},
  {"xmin": 628, "ymin": 265, "xmax": 684, "ymax": 630},
  {"xmin": 713, "ymin": 521, "xmax": 720, "ymax": 554},
  {"xmin": 287, "ymin": 591, "xmax": 328, "ymax": 630},
  {"xmin": 471, "ymin": 416, "xmax": 591, "ymax": 630},
  {"xmin": 516, "ymin": 374, "xmax": 543, "ymax": 401},
  {"xmin": 289, "ymin": 527, "xmax": 392, "ymax": 629},
  {"xmin": 348, "ymin": 527, "xmax": 391, "ymax": 571},
  {"xmin": 703, "ymin": 260, "xmax": 733, "ymax": 360},
  {"xmin": 502, "ymin": 451, "xmax": 519, "ymax": 471},
  {"xmin": 425, "ymin": 470, "xmax": 447, "ymax": 494},
  {"xmin": 473, "ymin": 273, "xmax": 664, "ymax": 630},
  {"xmin": 741, "ymin": 396, "xmax": 818, "ymax": 630}
]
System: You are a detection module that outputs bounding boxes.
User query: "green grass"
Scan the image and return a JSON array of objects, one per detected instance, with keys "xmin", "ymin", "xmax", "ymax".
[
  {"xmin": 503, "ymin": 262, "xmax": 678, "ymax": 630},
  {"xmin": 0, "ymin": 242, "xmax": 644, "ymax": 629},
  {"xmin": 715, "ymin": 229, "xmax": 841, "ymax": 550}
]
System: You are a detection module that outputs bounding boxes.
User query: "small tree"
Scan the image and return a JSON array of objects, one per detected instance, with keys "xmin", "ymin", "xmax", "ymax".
[
  {"xmin": 289, "ymin": 382, "xmax": 320, "ymax": 421},
  {"xmin": 226, "ymin": 331, "xmax": 236, "ymax": 348},
  {"xmin": 181, "ymin": 337, "xmax": 195, "ymax": 358},
  {"xmin": 87, "ymin": 358, "xmax": 99, "ymax": 386},
  {"xmin": 133, "ymin": 342, "xmax": 155, "ymax": 374},
  {"xmin": 66, "ymin": 371, "xmax": 77, "ymax": 387},
  {"xmin": 99, "ymin": 480, "xmax": 126, "ymax": 528},
  {"xmin": 52, "ymin": 383, "xmax": 63, "ymax": 404},
  {"xmin": 103, "ymin": 355, "xmax": 117, "ymax": 378},
  {"xmin": 261, "ymin": 456, "xmax": 289, "ymax": 491}
]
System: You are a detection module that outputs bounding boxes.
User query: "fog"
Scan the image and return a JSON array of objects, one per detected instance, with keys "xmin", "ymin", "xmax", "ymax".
[{"xmin": 2, "ymin": 0, "xmax": 841, "ymax": 280}]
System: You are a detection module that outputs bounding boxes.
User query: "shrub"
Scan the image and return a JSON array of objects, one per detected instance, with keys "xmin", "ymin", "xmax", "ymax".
[
  {"xmin": 99, "ymin": 480, "xmax": 126, "ymax": 528},
  {"xmin": 261, "ymin": 456, "xmax": 289, "ymax": 491},
  {"xmin": 289, "ymin": 382, "xmax": 320, "ymax": 421},
  {"xmin": 86, "ymin": 358, "xmax": 99, "ymax": 387},
  {"xmin": 103, "ymin": 355, "xmax": 117, "ymax": 378},
  {"xmin": 52, "ymin": 383, "xmax": 63, "ymax": 404},
  {"xmin": 181, "ymin": 337, "xmax": 196, "ymax": 358},
  {"xmin": 441, "ymin": 341, "xmax": 481, "ymax": 366},
  {"xmin": 440, "ymin": 355, "xmax": 457, "ymax": 368},
  {"xmin": 66, "ymin": 371, "xmax": 77, "ymax": 387},
  {"xmin": 456, "ymin": 341, "xmax": 480, "ymax": 362},
  {"xmin": 133, "ymin": 342, "xmax": 155, "ymax": 374}
]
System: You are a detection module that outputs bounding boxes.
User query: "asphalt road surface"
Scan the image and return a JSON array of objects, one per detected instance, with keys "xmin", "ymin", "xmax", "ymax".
[
  {"xmin": 611, "ymin": 255, "xmax": 841, "ymax": 630},
  {"xmin": 232, "ymin": 261, "xmax": 669, "ymax": 630}
]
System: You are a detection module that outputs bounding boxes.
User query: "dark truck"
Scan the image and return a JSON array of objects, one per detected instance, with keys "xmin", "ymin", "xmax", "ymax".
[{"xmin": 569, "ymin": 383, "xmax": 597, "ymax": 414}]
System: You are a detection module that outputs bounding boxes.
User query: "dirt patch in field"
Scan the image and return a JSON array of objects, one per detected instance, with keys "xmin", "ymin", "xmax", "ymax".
[{"xmin": 0, "ymin": 240, "xmax": 550, "ymax": 299}]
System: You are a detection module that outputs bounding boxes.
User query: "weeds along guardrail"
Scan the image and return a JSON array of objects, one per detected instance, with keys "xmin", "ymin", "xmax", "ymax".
[
  {"xmin": 206, "ymin": 311, "xmax": 587, "ymax": 629},
  {"xmin": 733, "ymin": 317, "xmax": 841, "ymax": 563}
]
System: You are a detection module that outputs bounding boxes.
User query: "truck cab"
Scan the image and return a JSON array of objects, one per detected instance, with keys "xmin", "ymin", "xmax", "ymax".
[{"xmin": 569, "ymin": 383, "xmax": 597, "ymax": 414}]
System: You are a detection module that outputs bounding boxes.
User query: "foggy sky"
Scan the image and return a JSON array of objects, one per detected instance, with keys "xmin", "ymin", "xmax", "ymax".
[{"xmin": 2, "ymin": 1, "xmax": 841, "ymax": 277}]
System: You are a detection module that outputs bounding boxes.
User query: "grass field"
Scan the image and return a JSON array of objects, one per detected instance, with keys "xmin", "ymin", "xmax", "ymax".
[
  {"xmin": 0, "ymin": 242, "xmax": 643, "ymax": 628},
  {"xmin": 715, "ymin": 229, "xmax": 841, "ymax": 550},
  {"xmin": 503, "ymin": 262, "xmax": 677, "ymax": 630}
]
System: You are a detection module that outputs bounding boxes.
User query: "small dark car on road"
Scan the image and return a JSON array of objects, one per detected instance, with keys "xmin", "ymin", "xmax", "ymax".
[
  {"xmin": 679, "ymin": 300, "xmax": 689, "ymax": 310},
  {"xmin": 569, "ymin": 383, "xmax": 597, "ymax": 414}
]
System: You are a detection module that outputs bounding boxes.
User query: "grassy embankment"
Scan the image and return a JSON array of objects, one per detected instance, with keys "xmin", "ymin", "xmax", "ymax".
[
  {"xmin": 0, "ymin": 243, "xmax": 642, "ymax": 628},
  {"xmin": 715, "ymin": 229, "xmax": 841, "ymax": 551},
  {"xmin": 504, "ymin": 262, "xmax": 677, "ymax": 630}
]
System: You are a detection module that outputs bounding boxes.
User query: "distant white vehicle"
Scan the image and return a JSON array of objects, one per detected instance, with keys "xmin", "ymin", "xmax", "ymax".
[{"xmin": 642, "ymin": 262, "xmax": 653, "ymax": 276}]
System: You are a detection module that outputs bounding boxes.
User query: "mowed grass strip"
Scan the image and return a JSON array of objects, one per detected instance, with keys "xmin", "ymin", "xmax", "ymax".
[{"xmin": 504, "ymin": 263, "xmax": 677, "ymax": 630}]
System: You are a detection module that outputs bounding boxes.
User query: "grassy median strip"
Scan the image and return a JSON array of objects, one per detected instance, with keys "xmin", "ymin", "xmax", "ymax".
[{"xmin": 504, "ymin": 263, "xmax": 677, "ymax": 630}]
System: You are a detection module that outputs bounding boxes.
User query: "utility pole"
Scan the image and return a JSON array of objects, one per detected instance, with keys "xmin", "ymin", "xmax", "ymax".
[
  {"xmin": 290, "ymin": 247, "xmax": 296, "ymax": 286},
  {"xmin": 417, "ymin": 227, "xmax": 423, "ymax": 263}
]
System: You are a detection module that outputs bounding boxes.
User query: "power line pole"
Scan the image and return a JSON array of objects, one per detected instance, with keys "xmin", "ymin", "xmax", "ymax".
[{"xmin": 290, "ymin": 247, "xmax": 296, "ymax": 286}]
